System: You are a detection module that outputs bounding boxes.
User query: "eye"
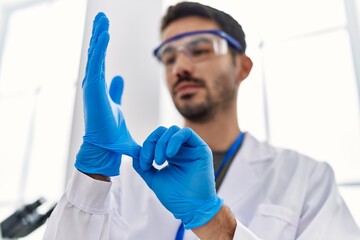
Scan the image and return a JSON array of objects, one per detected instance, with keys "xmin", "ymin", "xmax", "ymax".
[
  {"xmin": 187, "ymin": 38, "xmax": 214, "ymax": 58},
  {"xmin": 159, "ymin": 47, "xmax": 176, "ymax": 66},
  {"xmin": 190, "ymin": 48, "xmax": 211, "ymax": 56},
  {"xmin": 163, "ymin": 55, "xmax": 176, "ymax": 66}
]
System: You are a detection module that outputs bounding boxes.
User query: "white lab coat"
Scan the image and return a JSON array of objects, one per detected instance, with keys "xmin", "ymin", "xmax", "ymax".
[{"xmin": 43, "ymin": 133, "xmax": 360, "ymax": 240}]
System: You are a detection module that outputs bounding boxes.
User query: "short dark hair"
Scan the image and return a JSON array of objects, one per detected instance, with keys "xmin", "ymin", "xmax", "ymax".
[{"xmin": 161, "ymin": 1, "xmax": 247, "ymax": 53}]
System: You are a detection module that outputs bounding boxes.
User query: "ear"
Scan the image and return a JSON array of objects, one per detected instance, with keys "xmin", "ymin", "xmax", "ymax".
[{"xmin": 235, "ymin": 54, "xmax": 253, "ymax": 84}]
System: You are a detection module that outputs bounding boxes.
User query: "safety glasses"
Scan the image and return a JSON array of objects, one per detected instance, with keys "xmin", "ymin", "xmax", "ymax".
[{"xmin": 153, "ymin": 30, "xmax": 243, "ymax": 67}]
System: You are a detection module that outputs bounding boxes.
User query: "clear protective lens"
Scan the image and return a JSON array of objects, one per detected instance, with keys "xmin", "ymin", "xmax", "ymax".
[{"xmin": 157, "ymin": 34, "xmax": 229, "ymax": 66}]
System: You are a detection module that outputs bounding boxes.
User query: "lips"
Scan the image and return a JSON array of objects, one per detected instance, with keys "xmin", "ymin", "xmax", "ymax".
[
  {"xmin": 173, "ymin": 82, "xmax": 202, "ymax": 97},
  {"xmin": 172, "ymin": 75, "xmax": 206, "ymax": 98}
]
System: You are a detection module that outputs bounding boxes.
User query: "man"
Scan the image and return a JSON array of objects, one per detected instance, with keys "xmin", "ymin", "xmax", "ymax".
[
  {"xmin": 43, "ymin": 2, "xmax": 360, "ymax": 240},
  {"xmin": 43, "ymin": 8, "xmax": 241, "ymax": 240}
]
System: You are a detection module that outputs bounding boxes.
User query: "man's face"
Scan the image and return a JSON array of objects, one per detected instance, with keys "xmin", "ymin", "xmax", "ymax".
[{"xmin": 160, "ymin": 17, "xmax": 239, "ymax": 123}]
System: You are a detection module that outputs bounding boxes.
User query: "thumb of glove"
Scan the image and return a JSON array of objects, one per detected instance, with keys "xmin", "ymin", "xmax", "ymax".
[{"xmin": 109, "ymin": 75, "xmax": 124, "ymax": 105}]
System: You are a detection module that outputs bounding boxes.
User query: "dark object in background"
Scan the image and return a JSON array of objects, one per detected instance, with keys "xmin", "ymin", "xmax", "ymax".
[{"xmin": 0, "ymin": 198, "xmax": 56, "ymax": 239}]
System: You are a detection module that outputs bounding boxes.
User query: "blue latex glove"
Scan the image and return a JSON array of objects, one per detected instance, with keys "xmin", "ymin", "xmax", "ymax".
[
  {"xmin": 75, "ymin": 12, "xmax": 140, "ymax": 176},
  {"xmin": 133, "ymin": 126, "xmax": 223, "ymax": 229}
]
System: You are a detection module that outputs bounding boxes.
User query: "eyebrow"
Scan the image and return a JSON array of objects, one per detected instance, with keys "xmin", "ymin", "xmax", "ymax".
[{"xmin": 187, "ymin": 37, "xmax": 213, "ymax": 45}]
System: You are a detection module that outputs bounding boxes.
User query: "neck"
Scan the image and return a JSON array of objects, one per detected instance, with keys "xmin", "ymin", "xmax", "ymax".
[{"xmin": 184, "ymin": 106, "xmax": 240, "ymax": 152}]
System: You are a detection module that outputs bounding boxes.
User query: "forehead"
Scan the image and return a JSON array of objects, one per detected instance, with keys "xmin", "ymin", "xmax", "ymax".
[{"xmin": 162, "ymin": 16, "xmax": 221, "ymax": 42}]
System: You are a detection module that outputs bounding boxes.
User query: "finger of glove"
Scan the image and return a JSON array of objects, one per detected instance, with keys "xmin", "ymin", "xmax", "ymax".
[
  {"xmin": 140, "ymin": 126, "xmax": 168, "ymax": 171},
  {"xmin": 89, "ymin": 13, "xmax": 107, "ymax": 48},
  {"xmin": 167, "ymin": 127, "xmax": 207, "ymax": 158},
  {"xmin": 82, "ymin": 32, "xmax": 109, "ymax": 114},
  {"xmin": 109, "ymin": 76, "xmax": 124, "ymax": 105},
  {"xmin": 166, "ymin": 146, "xmax": 205, "ymax": 164},
  {"xmin": 87, "ymin": 31, "xmax": 110, "ymax": 80},
  {"xmin": 91, "ymin": 13, "xmax": 106, "ymax": 40},
  {"xmin": 154, "ymin": 125, "xmax": 181, "ymax": 165},
  {"xmin": 86, "ymin": 14, "xmax": 109, "ymax": 74},
  {"xmin": 88, "ymin": 15, "xmax": 109, "ymax": 59}
]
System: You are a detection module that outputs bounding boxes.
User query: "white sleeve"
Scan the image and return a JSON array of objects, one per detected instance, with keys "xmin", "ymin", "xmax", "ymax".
[
  {"xmin": 233, "ymin": 219, "xmax": 262, "ymax": 240},
  {"xmin": 42, "ymin": 170, "xmax": 130, "ymax": 240}
]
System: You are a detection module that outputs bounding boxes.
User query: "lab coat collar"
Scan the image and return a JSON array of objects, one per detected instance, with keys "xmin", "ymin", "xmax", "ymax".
[
  {"xmin": 240, "ymin": 132, "xmax": 276, "ymax": 163},
  {"xmin": 218, "ymin": 132, "xmax": 276, "ymax": 205}
]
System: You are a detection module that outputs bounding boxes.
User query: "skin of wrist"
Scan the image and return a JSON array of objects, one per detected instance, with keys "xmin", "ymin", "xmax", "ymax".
[
  {"xmin": 192, "ymin": 205, "xmax": 237, "ymax": 240},
  {"xmin": 84, "ymin": 173, "xmax": 111, "ymax": 182}
]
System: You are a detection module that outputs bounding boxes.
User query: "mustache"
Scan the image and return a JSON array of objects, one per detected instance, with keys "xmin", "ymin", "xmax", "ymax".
[{"xmin": 173, "ymin": 73, "xmax": 206, "ymax": 91}]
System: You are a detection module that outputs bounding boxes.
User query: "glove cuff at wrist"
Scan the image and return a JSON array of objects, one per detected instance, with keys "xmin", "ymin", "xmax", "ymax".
[
  {"xmin": 181, "ymin": 197, "xmax": 224, "ymax": 230},
  {"xmin": 75, "ymin": 142, "xmax": 121, "ymax": 177}
]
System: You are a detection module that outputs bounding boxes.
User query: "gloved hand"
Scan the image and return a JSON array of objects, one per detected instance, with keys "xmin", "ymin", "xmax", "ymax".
[
  {"xmin": 133, "ymin": 126, "xmax": 223, "ymax": 229},
  {"xmin": 75, "ymin": 12, "xmax": 140, "ymax": 176}
]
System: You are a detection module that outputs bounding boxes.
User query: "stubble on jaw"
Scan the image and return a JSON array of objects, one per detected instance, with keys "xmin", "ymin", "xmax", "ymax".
[{"xmin": 173, "ymin": 78, "xmax": 236, "ymax": 124}]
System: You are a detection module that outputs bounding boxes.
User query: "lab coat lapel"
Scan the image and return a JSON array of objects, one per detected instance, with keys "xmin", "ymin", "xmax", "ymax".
[{"xmin": 218, "ymin": 133, "xmax": 276, "ymax": 205}]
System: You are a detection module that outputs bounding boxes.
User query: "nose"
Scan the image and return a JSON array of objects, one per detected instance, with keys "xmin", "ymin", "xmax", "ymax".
[{"xmin": 171, "ymin": 51, "xmax": 194, "ymax": 78}]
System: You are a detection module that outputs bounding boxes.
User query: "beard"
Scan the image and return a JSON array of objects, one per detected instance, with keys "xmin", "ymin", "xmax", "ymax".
[
  {"xmin": 172, "ymin": 72, "xmax": 235, "ymax": 123},
  {"xmin": 174, "ymin": 95, "xmax": 215, "ymax": 123}
]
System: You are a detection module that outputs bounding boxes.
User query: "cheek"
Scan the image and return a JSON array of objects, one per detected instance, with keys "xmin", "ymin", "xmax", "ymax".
[
  {"xmin": 165, "ymin": 74, "xmax": 176, "ymax": 91},
  {"xmin": 199, "ymin": 59, "xmax": 236, "ymax": 92}
]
